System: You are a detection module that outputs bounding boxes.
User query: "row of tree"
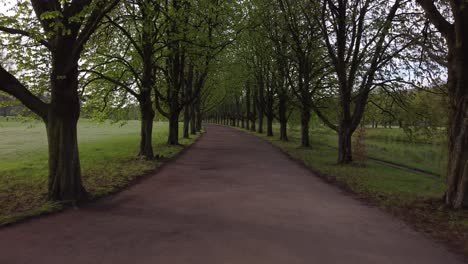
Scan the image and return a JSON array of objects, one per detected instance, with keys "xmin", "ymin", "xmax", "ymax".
[
  {"xmin": 0, "ymin": 0, "xmax": 241, "ymax": 201},
  {"xmin": 205, "ymin": 0, "xmax": 467, "ymax": 209},
  {"xmin": 0, "ymin": 0, "xmax": 466, "ymax": 209}
]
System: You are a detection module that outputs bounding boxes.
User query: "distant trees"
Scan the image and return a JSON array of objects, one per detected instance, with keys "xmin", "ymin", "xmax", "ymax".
[
  {"xmin": 205, "ymin": 0, "xmax": 467, "ymax": 210},
  {"xmin": 154, "ymin": 0, "xmax": 240, "ymax": 145},
  {"xmin": 0, "ymin": 95, "xmax": 14, "ymax": 117},
  {"xmin": 0, "ymin": 0, "xmax": 237, "ymax": 202}
]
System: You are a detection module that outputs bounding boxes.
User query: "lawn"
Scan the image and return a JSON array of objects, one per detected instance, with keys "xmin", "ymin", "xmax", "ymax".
[
  {"xmin": 308, "ymin": 126, "xmax": 447, "ymax": 176},
  {"xmin": 239, "ymin": 124, "xmax": 468, "ymax": 253},
  {"xmin": 0, "ymin": 117, "xmax": 201, "ymax": 225}
]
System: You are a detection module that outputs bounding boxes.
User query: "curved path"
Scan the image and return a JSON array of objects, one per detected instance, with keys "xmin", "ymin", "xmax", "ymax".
[{"xmin": 0, "ymin": 125, "xmax": 465, "ymax": 264}]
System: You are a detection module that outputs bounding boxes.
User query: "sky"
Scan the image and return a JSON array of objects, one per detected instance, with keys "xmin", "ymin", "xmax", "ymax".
[{"xmin": 0, "ymin": 0, "xmax": 15, "ymax": 15}]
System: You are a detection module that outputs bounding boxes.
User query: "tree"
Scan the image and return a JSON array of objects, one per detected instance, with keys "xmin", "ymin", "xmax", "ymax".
[
  {"xmin": 0, "ymin": 0, "xmax": 120, "ymax": 201},
  {"xmin": 316, "ymin": 0, "xmax": 412, "ymax": 163},
  {"xmin": 416, "ymin": 0, "xmax": 468, "ymax": 209},
  {"xmin": 154, "ymin": 0, "xmax": 242, "ymax": 144},
  {"xmin": 81, "ymin": 0, "xmax": 165, "ymax": 159},
  {"xmin": 278, "ymin": 0, "xmax": 326, "ymax": 147}
]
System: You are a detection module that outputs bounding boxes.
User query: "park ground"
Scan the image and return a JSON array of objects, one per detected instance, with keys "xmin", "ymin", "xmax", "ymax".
[
  {"xmin": 0, "ymin": 117, "xmax": 200, "ymax": 225},
  {"xmin": 0, "ymin": 118, "xmax": 467, "ymax": 259},
  {"xmin": 0, "ymin": 125, "xmax": 466, "ymax": 264}
]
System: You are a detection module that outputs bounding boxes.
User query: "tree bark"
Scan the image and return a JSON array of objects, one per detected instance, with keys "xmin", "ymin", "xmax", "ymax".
[
  {"xmin": 280, "ymin": 121, "xmax": 288, "ymax": 141},
  {"xmin": 168, "ymin": 107, "xmax": 180, "ymax": 145},
  {"xmin": 251, "ymin": 89, "xmax": 257, "ymax": 131},
  {"xmin": 183, "ymin": 105, "xmax": 190, "ymax": 139},
  {"xmin": 337, "ymin": 128, "xmax": 353, "ymax": 164},
  {"xmin": 265, "ymin": 85, "xmax": 274, "ymax": 137},
  {"xmin": 195, "ymin": 99, "xmax": 202, "ymax": 132},
  {"xmin": 445, "ymin": 23, "xmax": 468, "ymax": 209},
  {"xmin": 246, "ymin": 82, "xmax": 251, "ymax": 130},
  {"xmin": 446, "ymin": 107, "xmax": 468, "ymax": 208},
  {"xmin": 266, "ymin": 113, "xmax": 273, "ymax": 137},
  {"xmin": 138, "ymin": 94, "xmax": 155, "ymax": 159},
  {"xmin": 190, "ymin": 101, "xmax": 197, "ymax": 134},
  {"xmin": 257, "ymin": 103, "xmax": 264, "ymax": 134},
  {"xmin": 47, "ymin": 63, "xmax": 85, "ymax": 201},
  {"xmin": 301, "ymin": 108, "xmax": 310, "ymax": 147},
  {"xmin": 279, "ymin": 93, "xmax": 288, "ymax": 141}
]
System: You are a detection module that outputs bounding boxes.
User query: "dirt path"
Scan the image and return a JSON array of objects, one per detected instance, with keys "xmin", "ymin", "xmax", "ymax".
[{"xmin": 0, "ymin": 125, "xmax": 464, "ymax": 264}]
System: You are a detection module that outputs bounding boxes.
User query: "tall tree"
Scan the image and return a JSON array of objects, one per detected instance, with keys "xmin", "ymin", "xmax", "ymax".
[
  {"xmin": 317, "ymin": 0, "xmax": 412, "ymax": 163},
  {"xmin": 0, "ymin": 0, "xmax": 120, "ymax": 201},
  {"xmin": 82, "ymin": 0, "xmax": 165, "ymax": 159},
  {"xmin": 278, "ymin": 0, "xmax": 326, "ymax": 147},
  {"xmin": 416, "ymin": 0, "xmax": 468, "ymax": 209}
]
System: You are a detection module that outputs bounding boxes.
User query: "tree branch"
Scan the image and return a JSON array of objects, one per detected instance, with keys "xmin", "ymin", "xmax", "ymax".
[
  {"xmin": 0, "ymin": 26, "xmax": 52, "ymax": 50},
  {"xmin": 416, "ymin": 0, "xmax": 454, "ymax": 41},
  {"xmin": 0, "ymin": 66, "xmax": 49, "ymax": 120}
]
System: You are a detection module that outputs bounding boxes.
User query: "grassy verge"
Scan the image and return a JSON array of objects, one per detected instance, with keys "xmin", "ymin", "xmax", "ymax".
[
  {"xmin": 239, "ymin": 126, "xmax": 468, "ymax": 255},
  {"xmin": 310, "ymin": 127, "xmax": 447, "ymax": 176},
  {"xmin": 0, "ymin": 118, "xmax": 202, "ymax": 226}
]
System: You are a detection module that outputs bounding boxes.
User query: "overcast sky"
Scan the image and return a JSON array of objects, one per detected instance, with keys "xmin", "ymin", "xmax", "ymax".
[{"xmin": 0, "ymin": 0, "xmax": 15, "ymax": 15}]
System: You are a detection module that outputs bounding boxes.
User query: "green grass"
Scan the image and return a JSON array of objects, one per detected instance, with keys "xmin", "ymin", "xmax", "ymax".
[
  {"xmin": 257, "ymin": 126, "xmax": 446, "ymax": 205},
  {"xmin": 239, "ymin": 125, "xmax": 468, "ymax": 252},
  {"xmin": 309, "ymin": 126, "xmax": 448, "ymax": 176},
  {"xmin": 0, "ymin": 117, "xmax": 201, "ymax": 226}
]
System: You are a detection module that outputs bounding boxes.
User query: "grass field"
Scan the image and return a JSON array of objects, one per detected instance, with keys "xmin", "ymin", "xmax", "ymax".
[
  {"xmin": 307, "ymin": 126, "xmax": 448, "ymax": 176},
  {"xmin": 239, "ymin": 124, "xmax": 468, "ymax": 253},
  {"xmin": 0, "ymin": 117, "xmax": 201, "ymax": 225}
]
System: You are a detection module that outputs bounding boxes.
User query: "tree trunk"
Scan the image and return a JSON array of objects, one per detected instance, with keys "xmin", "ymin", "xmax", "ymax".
[
  {"xmin": 280, "ymin": 121, "xmax": 288, "ymax": 141},
  {"xmin": 255, "ymin": 86, "xmax": 264, "ymax": 133},
  {"xmin": 47, "ymin": 63, "xmax": 85, "ymax": 201},
  {"xmin": 168, "ymin": 109, "xmax": 180, "ymax": 145},
  {"xmin": 138, "ymin": 95, "xmax": 155, "ymax": 159},
  {"xmin": 195, "ymin": 99, "xmax": 202, "ymax": 132},
  {"xmin": 246, "ymin": 82, "xmax": 251, "ymax": 130},
  {"xmin": 446, "ymin": 115, "xmax": 468, "ymax": 209},
  {"xmin": 190, "ymin": 102, "xmax": 197, "ymax": 134},
  {"xmin": 251, "ymin": 92, "xmax": 257, "ymax": 131},
  {"xmin": 445, "ymin": 26, "xmax": 468, "ymax": 209},
  {"xmin": 46, "ymin": 112, "xmax": 85, "ymax": 201},
  {"xmin": 301, "ymin": 108, "xmax": 310, "ymax": 147},
  {"xmin": 279, "ymin": 94, "xmax": 288, "ymax": 141},
  {"xmin": 267, "ymin": 114, "xmax": 273, "ymax": 137},
  {"xmin": 338, "ymin": 128, "xmax": 353, "ymax": 164},
  {"xmin": 258, "ymin": 111, "xmax": 264, "ymax": 133},
  {"xmin": 183, "ymin": 105, "xmax": 190, "ymax": 139}
]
